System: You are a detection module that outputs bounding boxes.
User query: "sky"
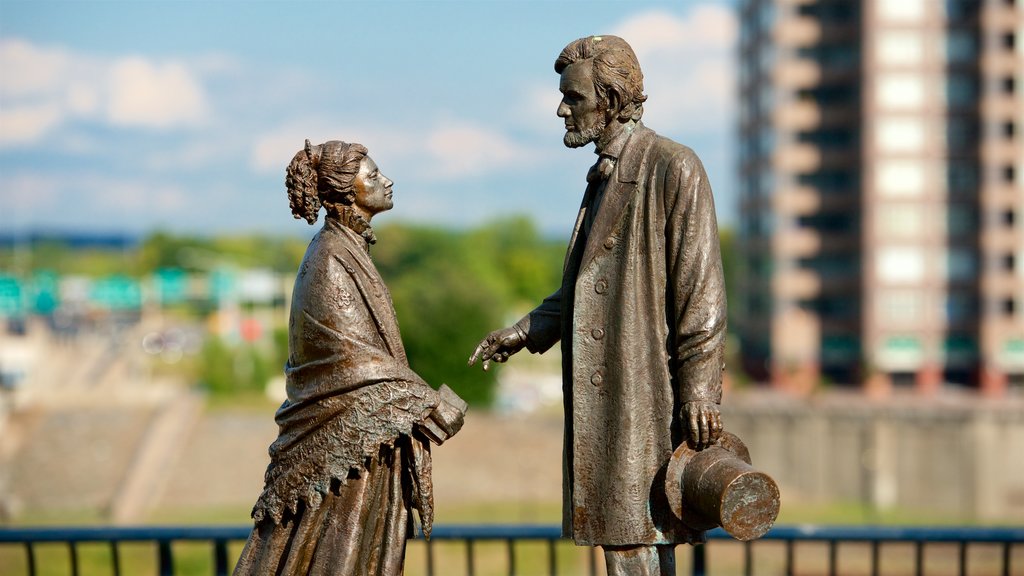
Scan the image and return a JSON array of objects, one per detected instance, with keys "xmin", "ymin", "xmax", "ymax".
[{"xmin": 1, "ymin": 0, "xmax": 738, "ymax": 239}]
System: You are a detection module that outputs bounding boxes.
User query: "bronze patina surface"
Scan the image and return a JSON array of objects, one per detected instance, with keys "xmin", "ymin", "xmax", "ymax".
[
  {"xmin": 470, "ymin": 35, "xmax": 779, "ymax": 575},
  {"xmin": 235, "ymin": 140, "xmax": 466, "ymax": 576}
]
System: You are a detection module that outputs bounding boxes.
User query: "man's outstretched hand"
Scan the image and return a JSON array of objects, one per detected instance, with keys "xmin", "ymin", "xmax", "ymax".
[
  {"xmin": 468, "ymin": 326, "xmax": 527, "ymax": 371},
  {"xmin": 683, "ymin": 401, "xmax": 722, "ymax": 450}
]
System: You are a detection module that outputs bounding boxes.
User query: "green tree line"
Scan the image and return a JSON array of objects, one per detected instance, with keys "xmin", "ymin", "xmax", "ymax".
[{"xmin": 2, "ymin": 218, "xmax": 736, "ymax": 406}]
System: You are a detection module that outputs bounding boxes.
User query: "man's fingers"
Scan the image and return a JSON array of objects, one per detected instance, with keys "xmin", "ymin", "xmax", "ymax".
[
  {"xmin": 688, "ymin": 408, "xmax": 699, "ymax": 447},
  {"xmin": 699, "ymin": 410, "xmax": 710, "ymax": 448},
  {"xmin": 469, "ymin": 336, "xmax": 497, "ymax": 368},
  {"xmin": 468, "ymin": 344, "xmax": 484, "ymax": 366}
]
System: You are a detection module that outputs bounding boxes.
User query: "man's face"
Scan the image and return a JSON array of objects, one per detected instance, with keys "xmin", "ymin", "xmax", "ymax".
[
  {"xmin": 557, "ymin": 60, "xmax": 606, "ymax": 149},
  {"xmin": 351, "ymin": 156, "xmax": 394, "ymax": 216}
]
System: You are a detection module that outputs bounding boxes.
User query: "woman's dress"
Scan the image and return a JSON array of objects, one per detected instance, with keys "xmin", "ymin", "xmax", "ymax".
[{"xmin": 234, "ymin": 217, "xmax": 441, "ymax": 576}]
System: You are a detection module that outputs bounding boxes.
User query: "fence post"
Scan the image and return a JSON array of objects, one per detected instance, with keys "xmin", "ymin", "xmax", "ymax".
[
  {"xmin": 158, "ymin": 540, "xmax": 173, "ymax": 576},
  {"xmin": 692, "ymin": 544, "xmax": 706, "ymax": 576}
]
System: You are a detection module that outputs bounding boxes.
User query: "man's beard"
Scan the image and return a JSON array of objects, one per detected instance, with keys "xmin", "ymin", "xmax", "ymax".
[{"xmin": 563, "ymin": 119, "xmax": 606, "ymax": 148}]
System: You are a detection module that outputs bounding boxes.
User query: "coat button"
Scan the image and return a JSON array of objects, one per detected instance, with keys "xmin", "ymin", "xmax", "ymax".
[
  {"xmin": 603, "ymin": 237, "xmax": 615, "ymax": 250},
  {"xmin": 591, "ymin": 328, "xmax": 605, "ymax": 340},
  {"xmin": 595, "ymin": 279, "xmax": 608, "ymax": 294},
  {"xmin": 591, "ymin": 371, "xmax": 603, "ymax": 385}
]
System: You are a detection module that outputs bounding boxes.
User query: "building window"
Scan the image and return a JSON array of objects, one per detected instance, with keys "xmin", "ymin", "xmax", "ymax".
[
  {"xmin": 879, "ymin": 0, "xmax": 926, "ymax": 22},
  {"xmin": 877, "ymin": 160, "xmax": 926, "ymax": 196},
  {"xmin": 948, "ymin": 162, "xmax": 980, "ymax": 195},
  {"xmin": 798, "ymin": 212, "xmax": 858, "ymax": 232},
  {"xmin": 945, "ymin": 248, "xmax": 978, "ymax": 280},
  {"xmin": 947, "ymin": 206, "xmax": 978, "ymax": 236},
  {"xmin": 1002, "ymin": 209, "xmax": 1017, "ymax": 227},
  {"xmin": 798, "ymin": 170, "xmax": 857, "ymax": 193},
  {"xmin": 1002, "ymin": 298, "xmax": 1017, "ymax": 316},
  {"xmin": 821, "ymin": 335, "xmax": 860, "ymax": 363},
  {"xmin": 878, "ymin": 73, "xmax": 926, "ymax": 108},
  {"xmin": 876, "ymin": 31, "xmax": 925, "ymax": 66},
  {"xmin": 798, "ymin": 128, "xmax": 857, "ymax": 149},
  {"xmin": 1003, "ymin": 165, "xmax": 1017, "ymax": 183},
  {"xmin": 877, "ymin": 117, "xmax": 926, "ymax": 153},
  {"xmin": 878, "ymin": 204, "xmax": 925, "ymax": 237},
  {"xmin": 947, "ymin": 74, "xmax": 979, "ymax": 107},
  {"xmin": 1002, "ymin": 32, "xmax": 1016, "ymax": 51},
  {"xmin": 946, "ymin": 0, "xmax": 982, "ymax": 19},
  {"xmin": 944, "ymin": 293, "xmax": 979, "ymax": 321},
  {"xmin": 878, "ymin": 290, "xmax": 925, "ymax": 324},
  {"xmin": 1000, "ymin": 252, "xmax": 1016, "ymax": 272},
  {"xmin": 946, "ymin": 29, "xmax": 978, "ymax": 62},
  {"xmin": 1003, "ymin": 121, "xmax": 1016, "ymax": 139},
  {"xmin": 943, "ymin": 334, "xmax": 978, "ymax": 363},
  {"xmin": 947, "ymin": 117, "xmax": 980, "ymax": 149},
  {"xmin": 878, "ymin": 247, "xmax": 926, "ymax": 283},
  {"xmin": 1002, "ymin": 75, "xmax": 1016, "ymax": 94},
  {"xmin": 878, "ymin": 335, "xmax": 924, "ymax": 369}
]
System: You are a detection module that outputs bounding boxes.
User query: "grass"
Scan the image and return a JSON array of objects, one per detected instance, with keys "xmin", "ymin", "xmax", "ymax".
[{"xmin": 5, "ymin": 499, "xmax": 1015, "ymax": 576}]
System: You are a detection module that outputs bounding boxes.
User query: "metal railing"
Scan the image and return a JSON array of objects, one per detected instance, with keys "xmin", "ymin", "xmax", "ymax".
[{"xmin": 0, "ymin": 524, "xmax": 1021, "ymax": 576}]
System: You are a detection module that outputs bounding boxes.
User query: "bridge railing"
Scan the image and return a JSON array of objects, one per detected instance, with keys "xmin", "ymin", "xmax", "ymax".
[{"xmin": 0, "ymin": 524, "xmax": 1021, "ymax": 576}]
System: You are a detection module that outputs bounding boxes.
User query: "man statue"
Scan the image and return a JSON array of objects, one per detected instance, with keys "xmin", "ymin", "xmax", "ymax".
[{"xmin": 469, "ymin": 35, "xmax": 727, "ymax": 575}]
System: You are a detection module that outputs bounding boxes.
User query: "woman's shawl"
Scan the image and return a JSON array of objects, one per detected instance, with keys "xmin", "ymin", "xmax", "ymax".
[{"xmin": 252, "ymin": 219, "xmax": 440, "ymax": 531}]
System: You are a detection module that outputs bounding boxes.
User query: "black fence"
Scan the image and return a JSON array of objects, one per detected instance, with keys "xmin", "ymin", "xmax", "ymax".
[{"xmin": 0, "ymin": 524, "xmax": 1021, "ymax": 576}]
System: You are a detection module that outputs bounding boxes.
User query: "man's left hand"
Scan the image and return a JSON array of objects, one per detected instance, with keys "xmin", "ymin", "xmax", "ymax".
[{"xmin": 682, "ymin": 401, "xmax": 722, "ymax": 450}]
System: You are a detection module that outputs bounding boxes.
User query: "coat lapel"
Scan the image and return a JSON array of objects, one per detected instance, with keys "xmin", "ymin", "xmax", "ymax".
[{"xmin": 579, "ymin": 124, "xmax": 655, "ymax": 271}]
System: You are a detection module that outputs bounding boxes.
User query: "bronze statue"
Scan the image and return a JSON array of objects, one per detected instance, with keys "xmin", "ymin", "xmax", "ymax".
[
  {"xmin": 470, "ymin": 36, "xmax": 777, "ymax": 575},
  {"xmin": 235, "ymin": 140, "xmax": 466, "ymax": 576}
]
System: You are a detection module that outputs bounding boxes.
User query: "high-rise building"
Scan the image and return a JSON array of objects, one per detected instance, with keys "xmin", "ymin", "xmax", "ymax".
[{"xmin": 737, "ymin": 0, "xmax": 1023, "ymax": 394}]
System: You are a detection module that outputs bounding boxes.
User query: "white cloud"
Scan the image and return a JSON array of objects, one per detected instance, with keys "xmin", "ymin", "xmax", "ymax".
[
  {"xmin": 107, "ymin": 57, "xmax": 208, "ymax": 128},
  {"xmin": 518, "ymin": 6, "xmax": 736, "ymax": 139},
  {"xmin": 250, "ymin": 120, "xmax": 420, "ymax": 175},
  {"xmin": 251, "ymin": 118, "xmax": 535, "ymax": 180},
  {"xmin": 424, "ymin": 121, "xmax": 538, "ymax": 178},
  {"xmin": 0, "ymin": 103, "xmax": 63, "ymax": 146},
  {"xmin": 614, "ymin": 6, "xmax": 737, "ymax": 58},
  {"xmin": 612, "ymin": 6, "xmax": 737, "ymax": 135},
  {"xmin": 0, "ymin": 38, "xmax": 212, "ymax": 148},
  {"xmin": 0, "ymin": 170, "xmax": 190, "ymax": 225}
]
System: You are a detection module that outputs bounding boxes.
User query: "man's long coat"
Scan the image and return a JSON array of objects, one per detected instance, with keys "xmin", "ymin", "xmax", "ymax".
[{"xmin": 518, "ymin": 122, "xmax": 727, "ymax": 546}]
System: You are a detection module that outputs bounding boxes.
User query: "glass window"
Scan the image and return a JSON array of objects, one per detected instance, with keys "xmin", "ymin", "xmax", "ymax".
[
  {"xmin": 947, "ymin": 161, "xmax": 978, "ymax": 194},
  {"xmin": 943, "ymin": 293, "xmax": 979, "ymax": 321},
  {"xmin": 876, "ymin": 117, "xmax": 926, "ymax": 152},
  {"xmin": 946, "ymin": 116, "xmax": 979, "ymax": 150},
  {"xmin": 877, "ymin": 204, "xmax": 925, "ymax": 237},
  {"xmin": 946, "ymin": 205, "xmax": 978, "ymax": 236},
  {"xmin": 877, "ymin": 290, "xmax": 925, "ymax": 324},
  {"xmin": 878, "ymin": 0, "xmax": 926, "ymax": 21},
  {"xmin": 946, "ymin": 74, "xmax": 978, "ymax": 107},
  {"xmin": 943, "ymin": 335, "xmax": 978, "ymax": 363},
  {"xmin": 876, "ymin": 31, "xmax": 925, "ymax": 66},
  {"xmin": 877, "ymin": 73, "xmax": 926, "ymax": 109},
  {"xmin": 821, "ymin": 335, "xmax": 860, "ymax": 363},
  {"xmin": 877, "ymin": 335, "xmax": 924, "ymax": 369},
  {"xmin": 1002, "ymin": 32, "xmax": 1016, "ymax": 51},
  {"xmin": 798, "ymin": 213, "xmax": 858, "ymax": 232},
  {"xmin": 877, "ymin": 247, "xmax": 926, "ymax": 283},
  {"xmin": 877, "ymin": 160, "xmax": 926, "ymax": 196},
  {"xmin": 943, "ymin": 248, "xmax": 977, "ymax": 280},
  {"xmin": 946, "ymin": 29, "xmax": 978, "ymax": 62}
]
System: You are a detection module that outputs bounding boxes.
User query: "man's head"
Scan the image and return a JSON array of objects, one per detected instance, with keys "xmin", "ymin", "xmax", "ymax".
[{"xmin": 554, "ymin": 35, "xmax": 647, "ymax": 148}]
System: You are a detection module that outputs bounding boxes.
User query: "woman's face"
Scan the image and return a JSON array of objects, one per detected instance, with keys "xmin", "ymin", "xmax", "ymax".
[{"xmin": 351, "ymin": 156, "xmax": 394, "ymax": 217}]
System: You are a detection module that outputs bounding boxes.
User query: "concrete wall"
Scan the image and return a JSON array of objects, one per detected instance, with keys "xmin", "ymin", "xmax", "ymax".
[{"xmin": 721, "ymin": 393, "xmax": 1024, "ymax": 521}]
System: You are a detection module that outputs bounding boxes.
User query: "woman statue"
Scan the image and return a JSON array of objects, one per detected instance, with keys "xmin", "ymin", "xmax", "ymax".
[{"xmin": 234, "ymin": 140, "xmax": 466, "ymax": 576}]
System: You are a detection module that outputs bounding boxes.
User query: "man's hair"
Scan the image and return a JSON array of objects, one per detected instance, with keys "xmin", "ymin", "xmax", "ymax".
[{"xmin": 554, "ymin": 35, "xmax": 647, "ymax": 122}]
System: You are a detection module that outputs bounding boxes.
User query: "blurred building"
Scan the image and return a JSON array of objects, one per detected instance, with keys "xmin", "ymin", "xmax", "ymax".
[{"xmin": 737, "ymin": 0, "xmax": 1023, "ymax": 393}]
